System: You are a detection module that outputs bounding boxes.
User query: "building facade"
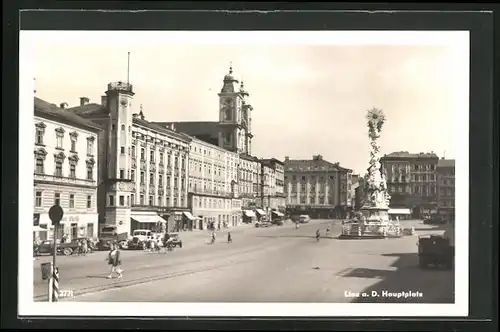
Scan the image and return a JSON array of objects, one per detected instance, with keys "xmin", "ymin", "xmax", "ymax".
[
  {"xmin": 33, "ymin": 97, "xmax": 101, "ymax": 241},
  {"xmin": 436, "ymin": 158, "xmax": 455, "ymax": 221},
  {"xmin": 260, "ymin": 158, "xmax": 286, "ymax": 212},
  {"xmin": 380, "ymin": 151, "xmax": 439, "ymax": 218},
  {"xmin": 284, "ymin": 155, "xmax": 352, "ymax": 219},
  {"xmin": 69, "ymin": 82, "xmax": 191, "ymax": 235},
  {"xmin": 187, "ymin": 137, "xmax": 242, "ymax": 230}
]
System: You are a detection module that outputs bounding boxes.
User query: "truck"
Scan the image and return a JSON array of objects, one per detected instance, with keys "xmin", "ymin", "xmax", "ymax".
[{"xmin": 98, "ymin": 225, "xmax": 129, "ymax": 250}]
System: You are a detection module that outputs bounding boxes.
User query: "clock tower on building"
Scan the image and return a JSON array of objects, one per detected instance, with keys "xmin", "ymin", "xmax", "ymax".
[
  {"xmin": 218, "ymin": 65, "xmax": 253, "ymax": 155},
  {"xmin": 104, "ymin": 81, "xmax": 135, "ymax": 234}
]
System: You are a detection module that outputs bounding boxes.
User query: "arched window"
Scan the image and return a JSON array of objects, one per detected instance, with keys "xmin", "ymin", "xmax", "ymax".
[{"xmin": 121, "ymin": 124, "xmax": 125, "ymax": 131}]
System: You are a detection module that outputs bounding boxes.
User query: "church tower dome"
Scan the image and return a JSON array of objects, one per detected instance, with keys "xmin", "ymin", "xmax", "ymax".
[{"xmin": 221, "ymin": 64, "xmax": 239, "ymax": 93}]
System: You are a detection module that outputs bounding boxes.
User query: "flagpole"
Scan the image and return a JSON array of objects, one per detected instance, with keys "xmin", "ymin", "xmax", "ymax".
[{"xmin": 127, "ymin": 52, "xmax": 130, "ymax": 84}]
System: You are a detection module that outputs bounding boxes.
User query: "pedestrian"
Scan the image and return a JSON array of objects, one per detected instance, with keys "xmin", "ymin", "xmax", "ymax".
[
  {"xmin": 82, "ymin": 239, "xmax": 88, "ymax": 256},
  {"xmin": 76, "ymin": 240, "xmax": 82, "ymax": 256},
  {"xmin": 211, "ymin": 231, "xmax": 216, "ymax": 244},
  {"xmin": 217, "ymin": 222, "xmax": 221, "ymax": 231},
  {"xmin": 227, "ymin": 232, "xmax": 232, "ymax": 243},
  {"xmin": 106, "ymin": 243, "xmax": 123, "ymax": 279},
  {"xmin": 326, "ymin": 225, "xmax": 331, "ymax": 237}
]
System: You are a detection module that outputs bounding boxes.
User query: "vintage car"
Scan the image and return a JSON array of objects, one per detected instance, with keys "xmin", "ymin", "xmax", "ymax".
[
  {"xmin": 299, "ymin": 215, "xmax": 311, "ymax": 223},
  {"xmin": 271, "ymin": 218, "xmax": 284, "ymax": 226},
  {"xmin": 37, "ymin": 239, "xmax": 81, "ymax": 256},
  {"xmin": 417, "ymin": 235, "xmax": 453, "ymax": 269},
  {"xmin": 126, "ymin": 229, "xmax": 154, "ymax": 250},
  {"xmin": 164, "ymin": 233, "xmax": 183, "ymax": 248},
  {"xmin": 98, "ymin": 225, "xmax": 129, "ymax": 250}
]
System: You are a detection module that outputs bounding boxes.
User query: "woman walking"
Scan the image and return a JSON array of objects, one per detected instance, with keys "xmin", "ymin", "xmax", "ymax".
[{"xmin": 106, "ymin": 243, "xmax": 123, "ymax": 279}]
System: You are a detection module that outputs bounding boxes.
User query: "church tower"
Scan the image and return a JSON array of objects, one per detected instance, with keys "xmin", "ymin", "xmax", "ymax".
[
  {"xmin": 104, "ymin": 81, "xmax": 135, "ymax": 234},
  {"xmin": 218, "ymin": 65, "xmax": 253, "ymax": 155}
]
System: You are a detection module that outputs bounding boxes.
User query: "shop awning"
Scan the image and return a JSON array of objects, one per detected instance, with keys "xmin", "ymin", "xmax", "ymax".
[
  {"xmin": 255, "ymin": 209, "xmax": 266, "ymax": 216},
  {"xmin": 33, "ymin": 226, "xmax": 48, "ymax": 232},
  {"xmin": 388, "ymin": 208, "xmax": 411, "ymax": 215},
  {"xmin": 272, "ymin": 211, "xmax": 284, "ymax": 217},
  {"xmin": 182, "ymin": 211, "xmax": 196, "ymax": 220},
  {"xmin": 244, "ymin": 210, "xmax": 256, "ymax": 217},
  {"xmin": 131, "ymin": 214, "xmax": 164, "ymax": 224}
]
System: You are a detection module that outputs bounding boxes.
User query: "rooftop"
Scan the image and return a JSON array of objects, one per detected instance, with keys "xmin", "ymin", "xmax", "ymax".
[
  {"xmin": 133, "ymin": 118, "xmax": 191, "ymax": 143},
  {"xmin": 67, "ymin": 102, "xmax": 108, "ymax": 117},
  {"xmin": 284, "ymin": 155, "xmax": 351, "ymax": 173},
  {"xmin": 34, "ymin": 97, "xmax": 102, "ymax": 132},
  {"xmin": 437, "ymin": 159, "xmax": 455, "ymax": 168},
  {"xmin": 382, "ymin": 151, "xmax": 439, "ymax": 159}
]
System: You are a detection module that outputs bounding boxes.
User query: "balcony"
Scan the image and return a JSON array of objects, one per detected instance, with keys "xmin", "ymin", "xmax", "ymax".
[
  {"xmin": 189, "ymin": 187, "xmax": 234, "ymax": 198},
  {"xmin": 34, "ymin": 173, "xmax": 96, "ymax": 187}
]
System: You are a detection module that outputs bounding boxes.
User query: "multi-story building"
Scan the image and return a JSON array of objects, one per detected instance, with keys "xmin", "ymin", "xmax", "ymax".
[
  {"xmin": 284, "ymin": 155, "xmax": 353, "ymax": 219},
  {"xmin": 260, "ymin": 158, "xmax": 286, "ymax": 213},
  {"xmin": 68, "ymin": 82, "xmax": 191, "ymax": 235},
  {"xmin": 239, "ymin": 154, "xmax": 261, "ymax": 209},
  {"xmin": 380, "ymin": 151, "xmax": 439, "ymax": 217},
  {"xmin": 350, "ymin": 174, "xmax": 360, "ymax": 208},
  {"xmin": 187, "ymin": 137, "xmax": 242, "ymax": 230},
  {"xmin": 436, "ymin": 158, "xmax": 455, "ymax": 221},
  {"xmin": 33, "ymin": 97, "xmax": 101, "ymax": 241}
]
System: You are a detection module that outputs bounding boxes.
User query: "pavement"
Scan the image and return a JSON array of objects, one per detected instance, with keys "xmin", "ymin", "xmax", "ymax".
[{"xmin": 33, "ymin": 219, "xmax": 454, "ymax": 303}]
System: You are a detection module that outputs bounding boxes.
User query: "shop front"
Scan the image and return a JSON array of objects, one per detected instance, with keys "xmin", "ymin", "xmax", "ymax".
[
  {"xmin": 37, "ymin": 212, "xmax": 98, "ymax": 241},
  {"xmin": 271, "ymin": 210, "xmax": 285, "ymax": 221},
  {"xmin": 130, "ymin": 212, "xmax": 167, "ymax": 233},
  {"xmin": 255, "ymin": 208, "xmax": 266, "ymax": 221},
  {"xmin": 242, "ymin": 209, "xmax": 256, "ymax": 223},
  {"xmin": 182, "ymin": 211, "xmax": 196, "ymax": 231}
]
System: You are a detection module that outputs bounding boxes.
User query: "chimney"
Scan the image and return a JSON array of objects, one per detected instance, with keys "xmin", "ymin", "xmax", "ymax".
[
  {"xmin": 170, "ymin": 124, "xmax": 176, "ymax": 131},
  {"xmin": 101, "ymin": 95, "xmax": 108, "ymax": 106},
  {"xmin": 80, "ymin": 97, "xmax": 90, "ymax": 106},
  {"xmin": 59, "ymin": 102, "xmax": 68, "ymax": 109},
  {"xmin": 284, "ymin": 156, "xmax": 289, "ymax": 161}
]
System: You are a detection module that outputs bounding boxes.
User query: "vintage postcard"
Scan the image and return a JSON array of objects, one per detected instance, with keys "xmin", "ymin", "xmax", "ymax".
[{"xmin": 19, "ymin": 30, "xmax": 469, "ymax": 317}]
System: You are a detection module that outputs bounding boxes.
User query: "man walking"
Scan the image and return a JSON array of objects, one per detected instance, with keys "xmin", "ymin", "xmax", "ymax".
[{"xmin": 106, "ymin": 243, "xmax": 123, "ymax": 279}]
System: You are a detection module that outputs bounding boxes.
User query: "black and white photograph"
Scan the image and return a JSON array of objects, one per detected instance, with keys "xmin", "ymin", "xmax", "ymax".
[{"xmin": 19, "ymin": 30, "xmax": 469, "ymax": 317}]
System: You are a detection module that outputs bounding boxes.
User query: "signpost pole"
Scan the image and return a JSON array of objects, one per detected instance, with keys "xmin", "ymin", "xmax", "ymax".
[{"xmin": 48, "ymin": 204, "xmax": 63, "ymax": 302}]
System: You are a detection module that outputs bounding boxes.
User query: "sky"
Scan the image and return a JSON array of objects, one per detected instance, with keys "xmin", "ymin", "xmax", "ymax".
[{"xmin": 26, "ymin": 31, "xmax": 468, "ymax": 174}]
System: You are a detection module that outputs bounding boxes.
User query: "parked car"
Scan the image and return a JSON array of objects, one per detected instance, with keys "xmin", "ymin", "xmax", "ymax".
[
  {"xmin": 423, "ymin": 214, "xmax": 446, "ymax": 225},
  {"xmin": 299, "ymin": 215, "xmax": 311, "ymax": 223},
  {"xmin": 98, "ymin": 225, "xmax": 129, "ymax": 250},
  {"xmin": 417, "ymin": 235, "xmax": 453, "ymax": 269},
  {"xmin": 271, "ymin": 219, "xmax": 284, "ymax": 226},
  {"xmin": 126, "ymin": 229, "xmax": 154, "ymax": 250},
  {"xmin": 37, "ymin": 239, "xmax": 81, "ymax": 256},
  {"xmin": 164, "ymin": 233, "xmax": 183, "ymax": 248}
]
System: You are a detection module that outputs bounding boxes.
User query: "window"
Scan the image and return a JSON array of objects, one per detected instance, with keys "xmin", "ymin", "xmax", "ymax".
[
  {"xmin": 150, "ymin": 151, "xmax": 155, "ymax": 162},
  {"xmin": 71, "ymin": 138, "xmax": 76, "ymax": 152},
  {"xmin": 174, "ymin": 177, "xmax": 178, "ymax": 189},
  {"xmin": 121, "ymin": 124, "xmax": 125, "ymax": 131},
  {"xmin": 69, "ymin": 194, "xmax": 75, "ymax": 208},
  {"xmin": 131, "ymin": 194, "xmax": 135, "ymax": 205},
  {"xmin": 86, "ymin": 164, "xmax": 93, "ymax": 180},
  {"xmin": 166, "ymin": 197, "xmax": 170, "ymax": 207},
  {"xmin": 56, "ymin": 133, "xmax": 63, "ymax": 149},
  {"xmin": 131, "ymin": 146, "xmax": 136, "ymax": 157},
  {"xmin": 54, "ymin": 193, "xmax": 61, "ymax": 206},
  {"xmin": 158, "ymin": 196, "xmax": 163, "ymax": 206},
  {"xmin": 140, "ymin": 194, "xmax": 144, "ymax": 205},
  {"xmin": 35, "ymin": 158, "xmax": 44, "ymax": 174},
  {"xmin": 140, "ymin": 171, "xmax": 145, "ymax": 184},
  {"xmin": 159, "ymin": 174, "xmax": 163, "ymax": 187},
  {"xmin": 175, "ymin": 156, "xmax": 179, "ymax": 168},
  {"xmin": 87, "ymin": 195, "xmax": 92, "ymax": 208},
  {"xmin": 149, "ymin": 196, "xmax": 153, "ymax": 206},
  {"xmin": 119, "ymin": 195, "xmax": 125, "ymax": 206},
  {"xmin": 167, "ymin": 155, "xmax": 171, "ymax": 166},
  {"xmin": 131, "ymin": 169, "xmax": 135, "ymax": 181},
  {"xmin": 174, "ymin": 198, "xmax": 178, "ymax": 207},
  {"xmin": 69, "ymin": 164, "xmax": 76, "ymax": 178},
  {"xmin": 87, "ymin": 138, "xmax": 94, "ymax": 155},
  {"xmin": 112, "ymin": 124, "xmax": 116, "ymax": 131},
  {"xmin": 35, "ymin": 191, "xmax": 42, "ymax": 207},
  {"xmin": 159, "ymin": 152, "xmax": 164, "ymax": 164},
  {"xmin": 167, "ymin": 176, "xmax": 171, "ymax": 188},
  {"xmin": 36, "ymin": 128, "xmax": 44, "ymax": 145},
  {"xmin": 149, "ymin": 173, "xmax": 154, "ymax": 185},
  {"xmin": 120, "ymin": 169, "xmax": 125, "ymax": 179},
  {"xmin": 141, "ymin": 148, "xmax": 145, "ymax": 160},
  {"xmin": 121, "ymin": 146, "xmax": 125, "ymax": 154},
  {"xmin": 109, "ymin": 195, "xmax": 115, "ymax": 206},
  {"xmin": 181, "ymin": 158, "xmax": 185, "ymax": 169},
  {"xmin": 181, "ymin": 178, "xmax": 185, "ymax": 189},
  {"xmin": 55, "ymin": 159, "xmax": 63, "ymax": 177}
]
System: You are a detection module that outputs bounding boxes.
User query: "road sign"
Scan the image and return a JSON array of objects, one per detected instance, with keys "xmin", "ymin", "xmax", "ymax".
[{"xmin": 48, "ymin": 205, "xmax": 64, "ymax": 225}]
